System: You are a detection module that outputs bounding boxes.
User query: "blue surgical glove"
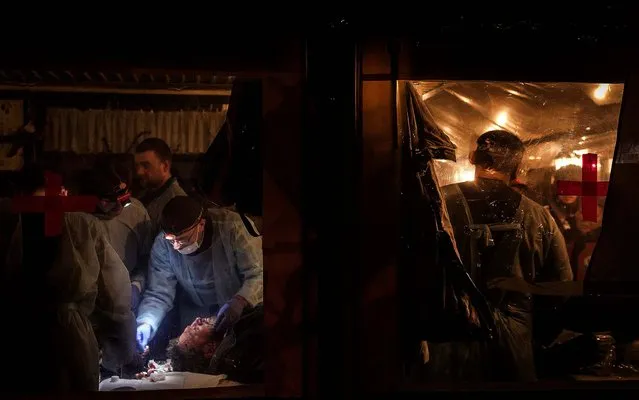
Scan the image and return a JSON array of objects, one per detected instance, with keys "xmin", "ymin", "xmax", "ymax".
[
  {"xmin": 136, "ymin": 323, "xmax": 152, "ymax": 350},
  {"xmin": 214, "ymin": 296, "xmax": 247, "ymax": 333},
  {"xmin": 131, "ymin": 284, "xmax": 141, "ymax": 310}
]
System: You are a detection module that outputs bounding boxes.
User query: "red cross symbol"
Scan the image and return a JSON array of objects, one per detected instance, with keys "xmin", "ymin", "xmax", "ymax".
[
  {"xmin": 556, "ymin": 153, "xmax": 609, "ymax": 222},
  {"xmin": 11, "ymin": 171, "xmax": 99, "ymax": 236}
]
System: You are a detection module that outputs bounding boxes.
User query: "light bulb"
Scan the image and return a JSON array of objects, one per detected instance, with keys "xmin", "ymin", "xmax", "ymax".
[
  {"xmin": 594, "ymin": 84, "xmax": 610, "ymax": 100},
  {"xmin": 496, "ymin": 111, "xmax": 509, "ymax": 126}
]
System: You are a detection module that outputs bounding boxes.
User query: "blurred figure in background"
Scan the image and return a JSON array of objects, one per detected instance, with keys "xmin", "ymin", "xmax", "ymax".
[
  {"xmin": 547, "ymin": 165, "xmax": 604, "ymax": 279},
  {"xmin": 134, "ymin": 138, "xmax": 186, "ymax": 237},
  {"xmin": 547, "ymin": 165, "xmax": 583, "ymax": 243},
  {"xmin": 77, "ymin": 159, "xmax": 153, "ymax": 311}
]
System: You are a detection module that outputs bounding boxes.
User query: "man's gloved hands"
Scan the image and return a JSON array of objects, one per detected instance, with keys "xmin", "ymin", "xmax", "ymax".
[
  {"xmin": 131, "ymin": 283, "xmax": 142, "ymax": 310},
  {"xmin": 214, "ymin": 295, "xmax": 248, "ymax": 333},
  {"xmin": 136, "ymin": 323, "xmax": 152, "ymax": 351}
]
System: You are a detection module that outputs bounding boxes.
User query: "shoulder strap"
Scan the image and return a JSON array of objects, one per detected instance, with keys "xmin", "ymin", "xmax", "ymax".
[
  {"xmin": 485, "ymin": 196, "xmax": 525, "ymax": 233},
  {"xmin": 479, "ymin": 203, "xmax": 525, "ymax": 247},
  {"xmin": 455, "ymin": 185, "xmax": 481, "ymax": 281},
  {"xmin": 445, "ymin": 183, "xmax": 526, "ymax": 282},
  {"xmin": 443, "ymin": 183, "xmax": 480, "ymax": 280}
]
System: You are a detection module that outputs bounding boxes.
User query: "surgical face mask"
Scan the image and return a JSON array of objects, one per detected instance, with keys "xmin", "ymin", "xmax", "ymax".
[{"xmin": 177, "ymin": 224, "xmax": 204, "ymax": 255}]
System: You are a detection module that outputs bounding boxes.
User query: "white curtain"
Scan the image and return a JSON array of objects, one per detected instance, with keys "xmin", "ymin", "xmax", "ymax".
[{"xmin": 44, "ymin": 108, "xmax": 227, "ymax": 154}]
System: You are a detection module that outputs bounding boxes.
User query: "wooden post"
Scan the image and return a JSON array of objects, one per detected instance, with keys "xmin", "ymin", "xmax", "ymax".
[{"xmin": 357, "ymin": 38, "xmax": 402, "ymax": 393}]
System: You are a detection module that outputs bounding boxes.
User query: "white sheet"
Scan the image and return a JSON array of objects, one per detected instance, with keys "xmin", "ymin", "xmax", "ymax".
[{"xmin": 99, "ymin": 372, "xmax": 241, "ymax": 391}]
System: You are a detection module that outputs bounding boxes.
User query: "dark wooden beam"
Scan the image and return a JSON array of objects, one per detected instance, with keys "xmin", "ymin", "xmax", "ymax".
[{"xmin": 0, "ymin": 83, "xmax": 231, "ymax": 96}]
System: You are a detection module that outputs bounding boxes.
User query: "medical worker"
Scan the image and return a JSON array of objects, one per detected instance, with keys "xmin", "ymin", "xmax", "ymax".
[{"xmin": 135, "ymin": 196, "xmax": 263, "ymax": 351}]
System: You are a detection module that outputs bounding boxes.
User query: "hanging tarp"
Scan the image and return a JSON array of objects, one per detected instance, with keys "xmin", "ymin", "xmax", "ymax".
[
  {"xmin": 405, "ymin": 83, "xmax": 458, "ymax": 162},
  {"xmin": 191, "ymin": 80, "xmax": 262, "ymax": 234},
  {"xmin": 402, "ymin": 82, "xmax": 496, "ymax": 342}
]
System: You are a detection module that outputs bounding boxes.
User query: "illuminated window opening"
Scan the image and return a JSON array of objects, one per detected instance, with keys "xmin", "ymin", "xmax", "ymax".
[
  {"xmin": 401, "ymin": 79, "xmax": 627, "ymax": 384},
  {"xmin": 0, "ymin": 70, "xmax": 264, "ymax": 393},
  {"xmin": 410, "ymin": 80, "xmax": 624, "ymax": 282}
]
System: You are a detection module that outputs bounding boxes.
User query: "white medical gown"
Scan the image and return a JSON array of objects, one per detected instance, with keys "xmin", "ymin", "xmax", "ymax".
[{"xmin": 100, "ymin": 198, "xmax": 153, "ymax": 289}]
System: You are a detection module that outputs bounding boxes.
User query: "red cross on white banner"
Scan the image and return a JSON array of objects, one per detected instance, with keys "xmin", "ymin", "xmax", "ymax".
[{"xmin": 556, "ymin": 153, "xmax": 609, "ymax": 222}]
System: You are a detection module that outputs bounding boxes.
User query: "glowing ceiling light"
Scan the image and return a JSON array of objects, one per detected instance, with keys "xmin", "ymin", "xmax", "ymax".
[
  {"xmin": 586, "ymin": 127, "xmax": 591, "ymax": 131},
  {"xmin": 594, "ymin": 84, "xmax": 610, "ymax": 100},
  {"xmin": 496, "ymin": 110, "xmax": 509, "ymax": 126},
  {"xmin": 457, "ymin": 94, "xmax": 472, "ymax": 104},
  {"xmin": 506, "ymin": 89, "xmax": 525, "ymax": 97},
  {"xmin": 581, "ymin": 136, "xmax": 587, "ymax": 140}
]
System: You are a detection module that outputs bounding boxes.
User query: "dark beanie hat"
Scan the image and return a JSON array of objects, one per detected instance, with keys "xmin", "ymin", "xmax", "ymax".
[{"xmin": 160, "ymin": 196, "xmax": 204, "ymax": 235}]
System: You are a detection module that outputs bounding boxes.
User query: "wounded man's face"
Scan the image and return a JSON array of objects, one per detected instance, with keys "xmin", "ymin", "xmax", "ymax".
[{"xmin": 178, "ymin": 317, "xmax": 216, "ymax": 351}]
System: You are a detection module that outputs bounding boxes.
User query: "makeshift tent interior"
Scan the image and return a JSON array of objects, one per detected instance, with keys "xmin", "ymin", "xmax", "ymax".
[
  {"xmin": 398, "ymin": 79, "xmax": 639, "ymax": 381},
  {"xmin": 411, "ymin": 81, "xmax": 622, "ymax": 187}
]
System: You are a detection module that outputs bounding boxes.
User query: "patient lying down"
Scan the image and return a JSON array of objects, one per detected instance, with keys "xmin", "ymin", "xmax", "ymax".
[
  {"xmin": 133, "ymin": 305, "xmax": 263, "ymax": 384},
  {"xmin": 165, "ymin": 316, "xmax": 221, "ymax": 374},
  {"xmin": 131, "ymin": 317, "xmax": 217, "ymax": 381}
]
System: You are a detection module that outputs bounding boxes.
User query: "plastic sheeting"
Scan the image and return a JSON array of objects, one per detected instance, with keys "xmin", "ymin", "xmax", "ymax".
[
  {"xmin": 192, "ymin": 80, "xmax": 262, "ymax": 218},
  {"xmin": 401, "ymin": 82, "xmax": 496, "ymax": 342},
  {"xmin": 401, "ymin": 81, "xmax": 597, "ymax": 342},
  {"xmin": 413, "ymin": 81, "xmax": 623, "ymax": 187},
  {"xmin": 44, "ymin": 108, "xmax": 227, "ymax": 154},
  {"xmin": 413, "ymin": 81, "xmax": 623, "ymax": 157}
]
